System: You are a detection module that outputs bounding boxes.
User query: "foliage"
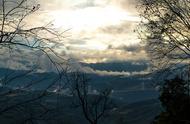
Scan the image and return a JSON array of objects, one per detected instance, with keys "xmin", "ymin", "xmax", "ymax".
[
  {"xmin": 152, "ymin": 76, "xmax": 190, "ymax": 124},
  {"xmin": 138, "ymin": 0, "xmax": 190, "ymax": 70}
]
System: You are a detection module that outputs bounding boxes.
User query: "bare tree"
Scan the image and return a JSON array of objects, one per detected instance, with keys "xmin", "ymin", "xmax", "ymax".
[
  {"xmin": 0, "ymin": 0, "xmax": 69, "ymax": 92},
  {"xmin": 0, "ymin": 0, "xmax": 70, "ymax": 123},
  {"xmin": 138, "ymin": 1, "xmax": 190, "ymax": 123},
  {"xmin": 0, "ymin": 0, "xmax": 64, "ymax": 48},
  {"xmin": 0, "ymin": 0, "xmax": 68, "ymax": 72},
  {"xmin": 138, "ymin": 0, "xmax": 190, "ymax": 71},
  {"xmin": 70, "ymin": 72, "xmax": 113, "ymax": 124}
]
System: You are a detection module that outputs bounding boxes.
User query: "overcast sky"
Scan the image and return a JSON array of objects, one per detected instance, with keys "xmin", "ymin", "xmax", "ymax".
[
  {"xmin": 27, "ymin": 0, "xmax": 146, "ymax": 63},
  {"xmin": 0, "ymin": 0, "xmax": 151, "ymax": 76},
  {"xmin": 0, "ymin": 0, "xmax": 145, "ymax": 64}
]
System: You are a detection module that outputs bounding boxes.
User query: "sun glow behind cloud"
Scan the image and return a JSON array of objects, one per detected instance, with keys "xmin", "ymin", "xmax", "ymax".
[
  {"xmin": 50, "ymin": 6, "xmax": 140, "ymax": 31},
  {"xmin": 35, "ymin": 0, "xmax": 145, "ymax": 63}
]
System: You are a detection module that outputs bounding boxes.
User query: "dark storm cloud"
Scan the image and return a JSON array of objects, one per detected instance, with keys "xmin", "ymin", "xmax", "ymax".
[
  {"xmin": 82, "ymin": 59, "xmax": 149, "ymax": 73},
  {"xmin": 118, "ymin": 44, "xmax": 142, "ymax": 52},
  {"xmin": 108, "ymin": 44, "xmax": 142, "ymax": 53}
]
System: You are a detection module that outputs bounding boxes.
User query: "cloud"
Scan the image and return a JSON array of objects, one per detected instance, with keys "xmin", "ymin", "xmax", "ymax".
[
  {"xmin": 93, "ymin": 20, "xmax": 140, "ymax": 48},
  {"xmin": 73, "ymin": 0, "xmax": 98, "ymax": 8},
  {"xmin": 38, "ymin": 0, "xmax": 71, "ymax": 10},
  {"xmin": 108, "ymin": 44, "xmax": 143, "ymax": 53},
  {"xmin": 66, "ymin": 38, "xmax": 88, "ymax": 45},
  {"xmin": 2, "ymin": 0, "xmax": 143, "ymax": 65},
  {"xmin": 0, "ymin": 0, "xmax": 39, "ymax": 11},
  {"xmin": 0, "ymin": 47, "xmax": 148, "ymax": 77},
  {"xmin": 73, "ymin": 0, "xmax": 139, "ymax": 12},
  {"xmin": 99, "ymin": 22, "xmax": 135, "ymax": 34},
  {"xmin": 0, "ymin": 0, "xmax": 147, "ymax": 78},
  {"xmin": 82, "ymin": 60, "xmax": 149, "ymax": 72},
  {"xmin": 0, "ymin": 47, "xmax": 68, "ymax": 72},
  {"xmin": 110, "ymin": 0, "xmax": 139, "ymax": 14},
  {"xmin": 80, "ymin": 65, "xmax": 149, "ymax": 76},
  {"xmin": 67, "ymin": 48, "xmax": 147, "ymax": 63}
]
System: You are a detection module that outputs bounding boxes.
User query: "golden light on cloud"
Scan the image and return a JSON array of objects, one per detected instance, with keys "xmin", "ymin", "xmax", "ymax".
[
  {"xmin": 33, "ymin": 0, "xmax": 144, "ymax": 63},
  {"xmin": 69, "ymin": 49, "xmax": 147, "ymax": 63}
]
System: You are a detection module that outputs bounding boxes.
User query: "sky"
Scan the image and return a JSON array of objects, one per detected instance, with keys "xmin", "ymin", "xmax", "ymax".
[
  {"xmin": 0, "ymin": 0, "xmax": 149, "ymax": 76},
  {"xmin": 32, "ymin": 0, "xmax": 146, "ymax": 63}
]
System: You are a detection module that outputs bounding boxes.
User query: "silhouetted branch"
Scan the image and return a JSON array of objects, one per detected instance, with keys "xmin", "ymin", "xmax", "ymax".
[{"xmin": 70, "ymin": 72, "xmax": 113, "ymax": 124}]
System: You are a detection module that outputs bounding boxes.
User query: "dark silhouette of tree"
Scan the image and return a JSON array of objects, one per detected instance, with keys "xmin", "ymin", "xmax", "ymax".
[
  {"xmin": 138, "ymin": 0, "xmax": 190, "ymax": 70},
  {"xmin": 0, "ymin": 0, "xmax": 64, "ymax": 48},
  {"xmin": 0, "ymin": 0, "xmax": 68, "ymax": 123},
  {"xmin": 152, "ymin": 76, "xmax": 190, "ymax": 124},
  {"xmin": 0, "ymin": 0, "xmax": 68, "ymax": 90},
  {"xmin": 0, "ymin": 0, "xmax": 67, "ymax": 72},
  {"xmin": 70, "ymin": 72, "xmax": 114, "ymax": 124},
  {"xmin": 138, "ymin": 1, "xmax": 190, "ymax": 123}
]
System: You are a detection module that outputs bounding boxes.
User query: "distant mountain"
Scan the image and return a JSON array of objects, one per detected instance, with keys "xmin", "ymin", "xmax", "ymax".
[
  {"xmin": 0, "ymin": 67, "xmax": 156, "ymax": 91},
  {"xmin": 0, "ymin": 64, "xmax": 160, "ymax": 124},
  {"xmin": 0, "ymin": 67, "xmax": 159, "ymax": 103},
  {"xmin": 87, "ymin": 73, "xmax": 153, "ymax": 90},
  {"xmin": 0, "ymin": 68, "xmax": 61, "ymax": 90},
  {"xmin": 81, "ymin": 60, "xmax": 149, "ymax": 72},
  {"xmin": 0, "ymin": 49, "xmax": 61, "ymax": 72}
]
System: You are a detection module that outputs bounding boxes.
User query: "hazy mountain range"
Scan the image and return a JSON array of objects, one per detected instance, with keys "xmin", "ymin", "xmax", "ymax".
[{"xmin": 0, "ymin": 57, "xmax": 161, "ymax": 124}]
